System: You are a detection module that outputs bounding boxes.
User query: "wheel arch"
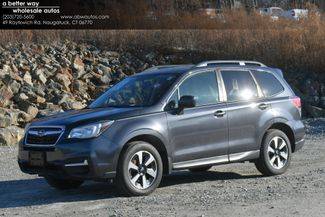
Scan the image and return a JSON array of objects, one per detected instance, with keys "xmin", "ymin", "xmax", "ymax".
[
  {"xmin": 262, "ymin": 120, "xmax": 296, "ymax": 152},
  {"xmin": 116, "ymin": 130, "xmax": 172, "ymax": 175}
]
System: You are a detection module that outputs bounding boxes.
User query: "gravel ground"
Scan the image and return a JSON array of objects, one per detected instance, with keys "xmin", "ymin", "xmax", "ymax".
[{"xmin": 0, "ymin": 119, "xmax": 324, "ymax": 217}]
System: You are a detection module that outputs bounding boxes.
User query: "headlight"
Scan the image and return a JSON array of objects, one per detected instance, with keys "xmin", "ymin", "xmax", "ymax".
[{"xmin": 68, "ymin": 121, "xmax": 114, "ymax": 139}]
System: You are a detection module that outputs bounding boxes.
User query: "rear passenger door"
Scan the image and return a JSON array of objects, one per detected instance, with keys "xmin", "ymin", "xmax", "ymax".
[{"xmin": 220, "ymin": 69, "xmax": 271, "ymax": 160}]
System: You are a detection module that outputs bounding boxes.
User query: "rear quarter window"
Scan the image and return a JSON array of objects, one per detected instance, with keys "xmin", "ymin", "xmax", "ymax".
[{"xmin": 252, "ymin": 70, "xmax": 284, "ymax": 97}]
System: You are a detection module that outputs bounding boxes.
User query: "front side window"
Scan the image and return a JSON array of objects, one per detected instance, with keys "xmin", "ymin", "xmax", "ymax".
[
  {"xmin": 179, "ymin": 71, "xmax": 219, "ymax": 106},
  {"xmin": 221, "ymin": 70, "xmax": 258, "ymax": 102},
  {"xmin": 90, "ymin": 73, "xmax": 180, "ymax": 108},
  {"xmin": 252, "ymin": 70, "xmax": 284, "ymax": 97}
]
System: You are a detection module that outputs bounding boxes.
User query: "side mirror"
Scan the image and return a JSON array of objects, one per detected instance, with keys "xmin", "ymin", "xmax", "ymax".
[{"xmin": 178, "ymin": 95, "xmax": 195, "ymax": 114}]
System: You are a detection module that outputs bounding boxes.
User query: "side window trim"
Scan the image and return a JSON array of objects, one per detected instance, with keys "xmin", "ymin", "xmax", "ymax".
[
  {"xmin": 248, "ymin": 70, "xmax": 264, "ymax": 98},
  {"xmin": 216, "ymin": 71, "xmax": 227, "ymax": 102},
  {"xmin": 218, "ymin": 68, "xmax": 262, "ymax": 103}
]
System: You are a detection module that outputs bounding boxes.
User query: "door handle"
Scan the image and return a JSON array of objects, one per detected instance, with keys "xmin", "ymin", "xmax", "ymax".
[
  {"xmin": 214, "ymin": 110, "xmax": 226, "ymax": 117},
  {"xmin": 258, "ymin": 103, "xmax": 269, "ymax": 110}
]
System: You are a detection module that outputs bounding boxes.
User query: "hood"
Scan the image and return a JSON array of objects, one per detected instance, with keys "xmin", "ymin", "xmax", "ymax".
[{"xmin": 30, "ymin": 107, "xmax": 143, "ymax": 127}]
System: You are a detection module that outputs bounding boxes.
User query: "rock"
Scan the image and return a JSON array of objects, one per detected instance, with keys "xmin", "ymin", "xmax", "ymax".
[
  {"xmin": 23, "ymin": 72, "xmax": 33, "ymax": 86},
  {"xmin": 40, "ymin": 56, "xmax": 51, "ymax": 64},
  {"xmin": 306, "ymin": 105, "xmax": 325, "ymax": 118},
  {"xmin": 0, "ymin": 108, "xmax": 27, "ymax": 127},
  {"xmin": 106, "ymin": 51, "xmax": 120, "ymax": 58},
  {"xmin": 72, "ymin": 80, "xmax": 87, "ymax": 93},
  {"xmin": 100, "ymin": 74, "xmax": 111, "ymax": 85},
  {"xmin": 55, "ymin": 73, "xmax": 71, "ymax": 91},
  {"xmin": 70, "ymin": 101, "xmax": 86, "ymax": 110},
  {"xmin": 34, "ymin": 69, "xmax": 47, "ymax": 84},
  {"xmin": 37, "ymin": 107, "xmax": 63, "ymax": 118},
  {"xmin": 0, "ymin": 126, "xmax": 24, "ymax": 146},
  {"xmin": 0, "ymin": 114, "xmax": 12, "ymax": 128},
  {"xmin": 18, "ymin": 93, "xmax": 29, "ymax": 101},
  {"xmin": 26, "ymin": 105, "xmax": 39, "ymax": 118},
  {"xmin": 98, "ymin": 57, "xmax": 110, "ymax": 66},
  {"xmin": 145, "ymin": 52, "xmax": 157, "ymax": 62},
  {"xmin": 28, "ymin": 95, "xmax": 46, "ymax": 104},
  {"xmin": 8, "ymin": 80, "xmax": 21, "ymax": 94},
  {"xmin": 72, "ymin": 55, "xmax": 85, "ymax": 78},
  {"xmin": 16, "ymin": 100, "xmax": 38, "ymax": 118},
  {"xmin": 0, "ymin": 86, "xmax": 13, "ymax": 107}
]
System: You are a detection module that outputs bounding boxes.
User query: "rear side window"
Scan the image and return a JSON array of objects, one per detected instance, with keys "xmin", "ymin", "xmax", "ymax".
[
  {"xmin": 221, "ymin": 70, "xmax": 258, "ymax": 102},
  {"xmin": 179, "ymin": 71, "xmax": 219, "ymax": 106},
  {"xmin": 252, "ymin": 70, "xmax": 284, "ymax": 97}
]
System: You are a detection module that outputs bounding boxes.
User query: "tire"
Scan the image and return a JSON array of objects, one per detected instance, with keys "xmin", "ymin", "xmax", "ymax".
[
  {"xmin": 255, "ymin": 129, "xmax": 292, "ymax": 176},
  {"xmin": 189, "ymin": 165, "xmax": 212, "ymax": 172},
  {"xmin": 116, "ymin": 141, "xmax": 163, "ymax": 196},
  {"xmin": 44, "ymin": 176, "xmax": 84, "ymax": 190}
]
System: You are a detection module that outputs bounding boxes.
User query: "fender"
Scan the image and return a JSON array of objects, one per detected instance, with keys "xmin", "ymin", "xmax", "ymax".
[
  {"xmin": 111, "ymin": 128, "xmax": 171, "ymax": 172},
  {"xmin": 257, "ymin": 116, "xmax": 292, "ymax": 150}
]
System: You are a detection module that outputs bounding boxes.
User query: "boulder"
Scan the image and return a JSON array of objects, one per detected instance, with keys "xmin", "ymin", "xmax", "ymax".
[
  {"xmin": 26, "ymin": 105, "xmax": 39, "ymax": 118},
  {"xmin": 72, "ymin": 55, "xmax": 85, "ymax": 78},
  {"xmin": 0, "ymin": 107, "xmax": 27, "ymax": 127},
  {"xmin": 23, "ymin": 72, "xmax": 33, "ymax": 86},
  {"xmin": 0, "ymin": 86, "xmax": 13, "ymax": 107},
  {"xmin": 0, "ymin": 126, "xmax": 24, "ymax": 146},
  {"xmin": 8, "ymin": 80, "xmax": 21, "ymax": 94},
  {"xmin": 55, "ymin": 73, "xmax": 71, "ymax": 91},
  {"xmin": 0, "ymin": 114, "xmax": 12, "ymax": 128},
  {"xmin": 69, "ymin": 101, "xmax": 86, "ymax": 110},
  {"xmin": 16, "ymin": 100, "xmax": 38, "ymax": 119},
  {"xmin": 28, "ymin": 95, "xmax": 46, "ymax": 104},
  {"xmin": 33, "ymin": 69, "xmax": 47, "ymax": 84},
  {"xmin": 305, "ymin": 105, "xmax": 325, "ymax": 118}
]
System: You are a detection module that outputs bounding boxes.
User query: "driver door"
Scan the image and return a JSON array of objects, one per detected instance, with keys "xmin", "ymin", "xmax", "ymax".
[{"xmin": 166, "ymin": 70, "xmax": 228, "ymax": 166}]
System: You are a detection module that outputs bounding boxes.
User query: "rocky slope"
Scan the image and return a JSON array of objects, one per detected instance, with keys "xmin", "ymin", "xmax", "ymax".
[
  {"xmin": 0, "ymin": 41, "xmax": 174, "ymax": 145},
  {"xmin": 0, "ymin": 40, "xmax": 324, "ymax": 146}
]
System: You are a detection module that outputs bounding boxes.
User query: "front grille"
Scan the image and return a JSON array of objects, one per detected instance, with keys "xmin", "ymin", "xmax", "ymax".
[{"xmin": 25, "ymin": 127, "xmax": 64, "ymax": 146}]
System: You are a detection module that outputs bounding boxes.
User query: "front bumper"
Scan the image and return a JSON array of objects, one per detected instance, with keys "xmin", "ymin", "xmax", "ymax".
[{"xmin": 18, "ymin": 136, "xmax": 118, "ymax": 180}]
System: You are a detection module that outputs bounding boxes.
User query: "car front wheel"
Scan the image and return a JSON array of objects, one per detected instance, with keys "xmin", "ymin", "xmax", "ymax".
[{"xmin": 116, "ymin": 141, "xmax": 163, "ymax": 196}]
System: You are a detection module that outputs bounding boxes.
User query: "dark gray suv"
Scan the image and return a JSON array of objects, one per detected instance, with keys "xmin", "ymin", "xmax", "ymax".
[{"xmin": 18, "ymin": 60, "xmax": 305, "ymax": 196}]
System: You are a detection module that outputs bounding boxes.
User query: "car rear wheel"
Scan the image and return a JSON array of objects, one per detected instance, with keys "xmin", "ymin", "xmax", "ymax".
[
  {"xmin": 189, "ymin": 165, "xmax": 212, "ymax": 172},
  {"xmin": 116, "ymin": 141, "xmax": 163, "ymax": 196},
  {"xmin": 255, "ymin": 129, "xmax": 292, "ymax": 176},
  {"xmin": 44, "ymin": 176, "xmax": 84, "ymax": 190}
]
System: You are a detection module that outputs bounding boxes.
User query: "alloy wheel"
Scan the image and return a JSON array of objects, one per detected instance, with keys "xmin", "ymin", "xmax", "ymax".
[
  {"xmin": 128, "ymin": 151, "xmax": 158, "ymax": 190},
  {"xmin": 267, "ymin": 136, "xmax": 289, "ymax": 170}
]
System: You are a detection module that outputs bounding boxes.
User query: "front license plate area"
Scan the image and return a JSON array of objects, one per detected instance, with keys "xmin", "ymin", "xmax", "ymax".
[{"xmin": 29, "ymin": 151, "xmax": 45, "ymax": 167}]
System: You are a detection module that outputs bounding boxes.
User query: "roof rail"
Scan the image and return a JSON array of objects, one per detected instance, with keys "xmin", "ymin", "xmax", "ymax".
[
  {"xmin": 142, "ymin": 64, "xmax": 193, "ymax": 72},
  {"xmin": 196, "ymin": 60, "xmax": 267, "ymax": 67}
]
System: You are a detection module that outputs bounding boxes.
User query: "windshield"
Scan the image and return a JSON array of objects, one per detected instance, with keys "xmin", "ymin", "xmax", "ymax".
[{"xmin": 89, "ymin": 73, "xmax": 180, "ymax": 108}]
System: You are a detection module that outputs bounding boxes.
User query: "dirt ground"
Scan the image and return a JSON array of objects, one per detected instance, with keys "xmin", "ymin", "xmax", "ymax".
[{"xmin": 0, "ymin": 119, "xmax": 324, "ymax": 217}]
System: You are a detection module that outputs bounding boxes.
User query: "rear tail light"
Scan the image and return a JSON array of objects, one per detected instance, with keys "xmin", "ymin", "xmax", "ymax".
[
  {"xmin": 291, "ymin": 96, "xmax": 301, "ymax": 108},
  {"xmin": 291, "ymin": 96, "xmax": 302, "ymax": 116}
]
